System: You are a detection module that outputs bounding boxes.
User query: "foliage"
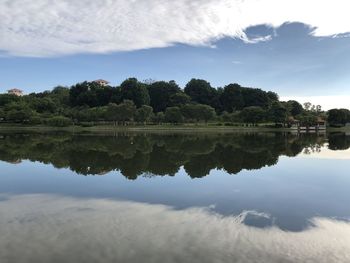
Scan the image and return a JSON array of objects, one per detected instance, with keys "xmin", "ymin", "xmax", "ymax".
[
  {"xmin": 240, "ymin": 106, "xmax": 265, "ymax": 125},
  {"xmin": 120, "ymin": 78, "xmax": 150, "ymax": 107},
  {"xmin": 269, "ymin": 102, "xmax": 287, "ymax": 124},
  {"xmin": 70, "ymin": 81, "xmax": 113, "ymax": 107},
  {"xmin": 148, "ymin": 81, "xmax": 180, "ymax": 112},
  {"xmin": 297, "ymin": 113, "xmax": 318, "ymax": 126},
  {"xmin": 46, "ymin": 116, "xmax": 73, "ymax": 127},
  {"xmin": 135, "ymin": 105, "xmax": 153, "ymax": 123},
  {"xmin": 4, "ymin": 102, "xmax": 34, "ymax": 123},
  {"xmin": 220, "ymin": 84, "xmax": 244, "ymax": 112},
  {"xmin": 169, "ymin": 93, "xmax": 191, "ymax": 107},
  {"xmin": 164, "ymin": 107, "xmax": 184, "ymax": 123},
  {"xmin": 106, "ymin": 100, "xmax": 136, "ymax": 124},
  {"xmin": 0, "ymin": 94, "xmax": 20, "ymax": 107},
  {"xmin": 0, "ymin": 77, "xmax": 340, "ymax": 127},
  {"xmin": 287, "ymin": 100, "xmax": 304, "ymax": 116},
  {"xmin": 184, "ymin": 79, "xmax": 216, "ymax": 106},
  {"xmin": 328, "ymin": 109, "xmax": 350, "ymax": 127},
  {"xmin": 181, "ymin": 104, "xmax": 215, "ymax": 123},
  {"xmin": 151, "ymin": 112, "xmax": 165, "ymax": 124}
]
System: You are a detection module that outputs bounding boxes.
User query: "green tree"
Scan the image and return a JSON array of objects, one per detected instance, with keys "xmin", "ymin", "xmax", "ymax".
[
  {"xmin": 151, "ymin": 112, "xmax": 165, "ymax": 124},
  {"xmin": 52, "ymin": 86, "xmax": 70, "ymax": 105},
  {"xmin": 241, "ymin": 88, "xmax": 270, "ymax": 109},
  {"xmin": 328, "ymin": 109, "xmax": 350, "ymax": 127},
  {"xmin": 287, "ymin": 100, "xmax": 304, "ymax": 116},
  {"xmin": 181, "ymin": 104, "xmax": 199, "ymax": 122},
  {"xmin": 106, "ymin": 100, "xmax": 136, "ymax": 125},
  {"xmin": 0, "ymin": 108, "xmax": 5, "ymax": 121},
  {"xmin": 135, "ymin": 105, "xmax": 153, "ymax": 124},
  {"xmin": 240, "ymin": 106, "xmax": 265, "ymax": 125},
  {"xmin": 297, "ymin": 112, "xmax": 318, "ymax": 127},
  {"xmin": 220, "ymin": 84, "xmax": 244, "ymax": 112},
  {"xmin": 69, "ymin": 82, "xmax": 93, "ymax": 107},
  {"xmin": 164, "ymin": 107, "xmax": 184, "ymax": 124},
  {"xmin": 4, "ymin": 102, "xmax": 34, "ymax": 123},
  {"xmin": 0, "ymin": 94, "xmax": 20, "ymax": 107},
  {"xmin": 267, "ymin": 91, "xmax": 279, "ymax": 104},
  {"xmin": 69, "ymin": 81, "xmax": 112, "ymax": 107},
  {"xmin": 303, "ymin": 102, "xmax": 312, "ymax": 111},
  {"xmin": 33, "ymin": 97, "xmax": 57, "ymax": 113},
  {"xmin": 269, "ymin": 102, "xmax": 287, "ymax": 125},
  {"xmin": 184, "ymin": 79, "xmax": 215, "ymax": 105},
  {"xmin": 76, "ymin": 107, "xmax": 107, "ymax": 122},
  {"xmin": 198, "ymin": 104, "xmax": 216, "ymax": 123},
  {"xmin": 148, "ymin": 81, "xmax": 180, "ymax": 112},
  {"xmin": 46, "ymin": 116, "xmax": 73, "ymax": 127},
  {"xmin": 181, "ymin": 104, "xmax": 216, "ymax": 123},
  {"xmin": 169, "ymin": 93, "xmax": 191, "ymax": 107},
  {"xmin": 120, "ymin": 78, "xmax": 150, "ymax": 107}
]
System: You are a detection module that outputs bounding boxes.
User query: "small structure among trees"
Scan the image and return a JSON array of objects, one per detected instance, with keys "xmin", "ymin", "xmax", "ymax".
[
  {"xmin": 92, "ymin": 79, "xmax": 110, "ymax": 87},
  {"xmin": 7, "ymin": 88, "xmax": 23, "ymax": 96},
  {"xmin": 289, "ymin": 116, "xmax": 326, "ymax": 131}
]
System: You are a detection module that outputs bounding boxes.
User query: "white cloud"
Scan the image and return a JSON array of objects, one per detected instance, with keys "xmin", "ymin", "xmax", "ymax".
[
  {"xmin": 1, "ymin": 194, "xmax": 350, "ymax": 262},
  {"xmin": 0, "ymin": 0, "xmax": 349, "ymax": 57}
]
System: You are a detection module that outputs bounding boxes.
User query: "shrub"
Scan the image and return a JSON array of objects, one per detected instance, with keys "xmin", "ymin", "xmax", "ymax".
[
  {"xmin": 164, "ymin": 107, "xmax": 184, "ymax": 124},
  {"xmin": 28, "ymin": 116, "xmax": 42, "ymax": 125},
  {"xmin": 46, "ymin": 116, "xmax": 73, "ymax": 127},
  {"xmin": 79, "ymin": 122, "xmax": 94, "ymax": 127}
]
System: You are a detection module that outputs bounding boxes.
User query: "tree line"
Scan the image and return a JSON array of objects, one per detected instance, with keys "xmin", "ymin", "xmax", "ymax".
[{"xmin": 0, "ymin": 78, "xmax": 348, "ymax": 127}]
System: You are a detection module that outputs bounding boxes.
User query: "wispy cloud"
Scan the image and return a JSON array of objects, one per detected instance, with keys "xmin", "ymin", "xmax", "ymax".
[
  {"xmin": 232, "ymin": 60, "xmax": 242, "ymax": 64},
  {"xmin": 0, "ymin": 0, "xmax": 349, "ymax": 57}
]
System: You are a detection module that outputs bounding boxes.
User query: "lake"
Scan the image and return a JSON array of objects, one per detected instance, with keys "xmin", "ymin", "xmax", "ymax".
[{"xmin": 1, "ymin": 131, "xmax": 350, "ymax": 263}]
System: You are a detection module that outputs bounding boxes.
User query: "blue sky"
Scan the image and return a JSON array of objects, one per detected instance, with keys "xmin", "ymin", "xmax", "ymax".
[{"xmin": 1, "ymin": 0, "xmax": 350, "ymax": 109}]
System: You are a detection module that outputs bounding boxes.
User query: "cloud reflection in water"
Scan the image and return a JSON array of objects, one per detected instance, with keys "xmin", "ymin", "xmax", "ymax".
[{"xmin": 1, "ymin": 194, "xmax": 349, "ymax": 263}]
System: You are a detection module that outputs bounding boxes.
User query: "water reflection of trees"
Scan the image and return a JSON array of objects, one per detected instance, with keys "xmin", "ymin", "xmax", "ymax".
[{"xmin": 0, "ymin": 132, "xmax": 347, "ymax": 179}]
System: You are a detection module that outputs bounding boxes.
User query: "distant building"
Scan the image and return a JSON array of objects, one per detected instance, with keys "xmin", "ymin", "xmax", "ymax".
[
  {"xmin": 289, "ymin": 116, "xmax": 327, "ymax": 132},
  {"xmin": 93, "ymin": 79, "xmax": 110, "ymax": 87},
  {"xmin": 7, "ymin": 88, "xmax": 24, "ymax": 96}
]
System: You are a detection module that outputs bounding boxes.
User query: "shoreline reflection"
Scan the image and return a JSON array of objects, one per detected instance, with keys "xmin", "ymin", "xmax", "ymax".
[{"xmin": 0, "ymin": 132, "xmax": 349, "ymax": 179}]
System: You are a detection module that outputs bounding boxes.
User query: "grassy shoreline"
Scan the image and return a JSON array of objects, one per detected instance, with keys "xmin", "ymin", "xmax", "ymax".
[{"xmin": 0, "ymin": 124, "xmax": 348, "ymax": 133}]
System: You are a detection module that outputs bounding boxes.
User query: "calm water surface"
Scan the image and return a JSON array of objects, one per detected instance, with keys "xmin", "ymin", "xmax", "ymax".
[{"xmin": 0, "ymin": 131, "xmax": 350, "ymax": 263}]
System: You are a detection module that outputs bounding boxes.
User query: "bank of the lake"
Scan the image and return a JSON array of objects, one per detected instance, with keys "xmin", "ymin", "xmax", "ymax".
[{"xmin": 1, "ymin": 123, "xmax": 348, "ymax": 133}]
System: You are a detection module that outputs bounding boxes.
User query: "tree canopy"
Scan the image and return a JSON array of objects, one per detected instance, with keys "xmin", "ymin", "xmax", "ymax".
[{"xmin": 0, "ymin": 77, "xmax": 343, "ymax": 127}]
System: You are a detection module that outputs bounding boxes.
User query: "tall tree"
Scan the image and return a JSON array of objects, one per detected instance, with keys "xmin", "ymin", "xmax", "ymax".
[
  {"xmin": 184, "ymin": 79, "xmax": 215, "ymax": 105},
  {"xmin": 240, "ymin": 106, "xmax": 265, "ymax": 125},
  {"xmin": 105, "ymin": 100, "xmax": 136, "ymax": 125},
  {"xmin": 287, "ymin": 100, "xmax": 304, "ymax": 116},
  {"xmin": 241, "ymin": 88, "xmax": 270, "ymax": 109},
  {"xmin": 269, "ymin": 102, "xmax": 287, "ymax": 124},
  {"xmin": 169, "ymin": 93, "xmax": 191, "ymax": 107},
  {"xmin": 181, "ymin": 104, "xmax": 216, "ymax": 123},
  {"xmin": 328, "ymin": 109, "xmax": 350, "ymax": 127},
  {"xmin": 148, "ymin": 81, "xmax": 180, "ymax": 112},
  {"xmin": 135, "ymin": 105, "xmax": 153, "ymax": 124},
  {"xmin": 120, "ymin": 78, "xmax": 150, "ymax": 108},
  {"xmin": 220, "ymin": 84, "xmax": 244, "ymax": 112},
  {"xmin": 164, "ymin": 107, "xmax": 184, "ymax": 123}
]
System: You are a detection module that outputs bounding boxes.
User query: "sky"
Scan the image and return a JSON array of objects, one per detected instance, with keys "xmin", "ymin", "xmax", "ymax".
[{"xmin": 0, "ymin": 0, "xmax": 350, "ymax": 109}]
